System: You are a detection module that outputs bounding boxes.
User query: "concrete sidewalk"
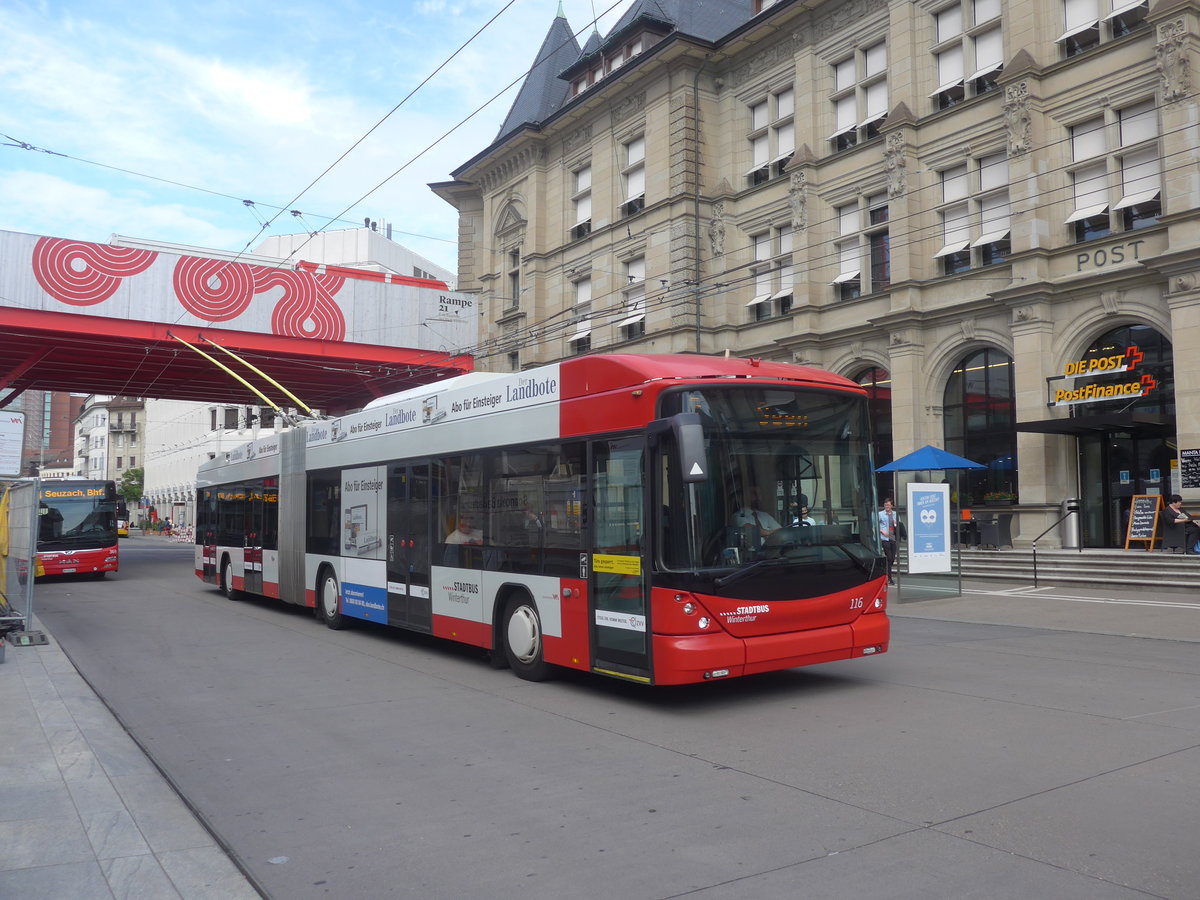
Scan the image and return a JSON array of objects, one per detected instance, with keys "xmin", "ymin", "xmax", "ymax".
[
  {"xmin": 892, "ymin": 576, "xmax": 1200, "ymax": 642},
  {"xmin": 0, "ymin": 617, "xmax": 260, "ymax": 900}
]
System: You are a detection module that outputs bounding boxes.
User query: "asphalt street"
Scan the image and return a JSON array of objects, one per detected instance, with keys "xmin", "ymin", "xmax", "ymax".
[{"xmin": 20, "ymin": 538, "xmax": 1200, "ymax": 899}]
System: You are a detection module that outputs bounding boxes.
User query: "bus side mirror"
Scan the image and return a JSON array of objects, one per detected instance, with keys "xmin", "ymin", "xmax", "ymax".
[{"xmin": 649, "ymin": 412, "xmax": 708, "ymax": 483}]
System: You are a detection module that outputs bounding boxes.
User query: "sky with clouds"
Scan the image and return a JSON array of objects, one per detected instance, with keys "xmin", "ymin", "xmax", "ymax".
[{"xmin": 0, "ymin": 0, "xmax": 636, "ymax": 275}]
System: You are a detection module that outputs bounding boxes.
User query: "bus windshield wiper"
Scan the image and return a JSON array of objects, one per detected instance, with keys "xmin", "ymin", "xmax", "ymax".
[
  {"xmin": 713, "ymin": 556, "xmax": 793, "ymax": 588},
  {"xmin": 831, "ymin": 543, "xmax": 872, "ymax": 574}
]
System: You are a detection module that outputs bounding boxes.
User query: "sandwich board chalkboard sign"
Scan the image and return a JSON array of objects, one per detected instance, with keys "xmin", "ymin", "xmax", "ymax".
[{"xmin": 1124, "ymin": 494, "xmax": 1161, "ymax": 551}]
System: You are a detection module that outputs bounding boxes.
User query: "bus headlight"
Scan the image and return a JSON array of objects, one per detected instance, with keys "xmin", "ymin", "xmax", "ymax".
[
  {"xmin": 698, "ymin": 617, "xmax": 710, "ymax": 629},
  {"xmin": 683, "ymin": 602, "xmax": 696, "ymax": 615}
]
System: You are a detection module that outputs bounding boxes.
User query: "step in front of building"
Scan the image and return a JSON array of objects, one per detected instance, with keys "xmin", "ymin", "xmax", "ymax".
[{"xmin": 902, "ymin": 548, "xmax": 1200, "ymax": 589}]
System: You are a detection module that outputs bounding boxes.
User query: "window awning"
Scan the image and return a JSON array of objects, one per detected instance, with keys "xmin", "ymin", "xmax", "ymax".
[
  {"xmin": 928, "ymin": 78, "xmax": 963, "ymax": 98},
  {"xmin": 770, "ymin": 287, "xmax": 793, "ymax": 300},
  {"xmin": 1113, "ymin": 189, "xmax": 1160, "ymax": 210},
  {"xmin": 770, "ymin": 150, "xmax": 794, "ymax": 165},
  {"xmin": 745, "ymin": 294, "xmax": 772, "ymax": 306},
  {"xmin": 934, "ymin": 241, "xmax": 970, "ymax": 258},
  {"xmin": 617, "ymin": 312, "xmax": 645, "ymax": 327},
  {"xmin": 571, "ymin": 323, "xmax": 591, "ymax": 340},
  {"xmin": 1065, "ymin": 203, "xmax": 1109, "ymax": 223},
  {"xmin": 744, "ymin": 163, "xmax": 769, "ymax": 176},
  {"xmin": 826, "ymin": 123, "xmax": 856, "ymax": 142},
  {"xmin": 1105, "ymin": 0, "xmax": 1147, "ymax": 20},
  {"xmin": 1055, "ymin": 19, "xmax": 1099, "ymax": 42},
  {"xmin": 971, "ymin": 229, "xmax": 1010, "ymax": 247},
  {"xmin": 967, "ymin": 61, "xmax": 1002, "ymax": 82},
  {"xmin": 830, "ymin": 270, "xmax": 860, "ymax": 285}
]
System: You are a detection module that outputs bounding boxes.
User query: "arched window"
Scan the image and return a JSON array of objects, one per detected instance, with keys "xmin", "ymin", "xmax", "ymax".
[
  {"xmin": 943, "ymin": 349, "xmax": 1016, "ymax": 503},
  {"xmin": 853, "ymin": 366, "xmax": 892, "ymax": 500}
]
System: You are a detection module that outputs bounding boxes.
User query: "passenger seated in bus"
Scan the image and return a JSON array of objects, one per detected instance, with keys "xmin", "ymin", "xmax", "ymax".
[
  {"xmin": 790, "ymin": 503, "xmax": 816, "ymax": 526},
  {"xmin": 730, "ymin": 488, "xmax": 783, "ymax": 540},
  {"xmin": 445, "ymin": 512, "xmax": 483, "ymax": 546}
]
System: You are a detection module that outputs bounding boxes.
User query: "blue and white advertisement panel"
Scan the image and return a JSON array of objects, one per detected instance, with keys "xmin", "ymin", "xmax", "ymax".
[{"xmin": 906, "ymin": 483, "xmax": 951, "ymax": 574}]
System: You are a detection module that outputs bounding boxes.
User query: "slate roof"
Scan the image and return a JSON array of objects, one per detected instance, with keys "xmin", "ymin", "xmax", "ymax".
[
  {"xmin": 495, "ymin": 10, "xmax": 581, "ymax": 140},
  {"xmin": 495, "ymin": 0, "xmax": 755, "ymax": 142}
]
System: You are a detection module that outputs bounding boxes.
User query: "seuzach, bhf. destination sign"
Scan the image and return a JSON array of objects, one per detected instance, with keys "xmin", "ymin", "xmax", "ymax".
[{"xmin": 1048, "ymin": 344, "xmax": 1157, "ymax": 407}]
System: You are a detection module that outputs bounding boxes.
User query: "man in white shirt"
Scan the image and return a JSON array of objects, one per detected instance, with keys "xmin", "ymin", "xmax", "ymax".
[
  {"xmin": 731, "ymin": 488, "xmax": 783, "ymax": 543},
  {"xmin": 877, "ymin": 497, "xmax": 899, "ymax": 585}
]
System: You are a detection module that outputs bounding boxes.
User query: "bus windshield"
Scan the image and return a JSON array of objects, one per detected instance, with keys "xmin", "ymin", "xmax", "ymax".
[
  {"xmin": 658, "ymin": 386, "xmax": 879, "ymax": 574},
  {"xmin": 38, "ymin": 493, "xmax": 118, "ymax": 550}
]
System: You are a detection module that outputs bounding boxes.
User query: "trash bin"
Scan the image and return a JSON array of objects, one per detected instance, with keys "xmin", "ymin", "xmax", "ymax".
[{"xmin": 1060, "ymin": 498, "xmax": 1081, "ymax": 549}]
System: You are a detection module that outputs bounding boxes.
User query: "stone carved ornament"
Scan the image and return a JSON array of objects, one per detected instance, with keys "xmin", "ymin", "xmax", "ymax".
[
  {"xmin": 1003, "ymin": 82, "xmax": 1031, "ymax": 156},
  {"xmin": 885, "ymin": 133, "xmax": 907, "ymax": 198},
  {"xmin": 788, "ymin": 171, "xmax": 808, "ymax": 231},
  {"xmin": 1156, "ymin": 20, "xmax": 1190, "ymax": 103},
  {"xmin": 709, "ymin": 200, "xmax": 727, "ymax": 259}
]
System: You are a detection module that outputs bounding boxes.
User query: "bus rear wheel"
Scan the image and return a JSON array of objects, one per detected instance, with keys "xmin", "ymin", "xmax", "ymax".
[
  {"xmin": 503, "ymin": 596, "xmax": 549, "ymax": 681},
  {"xmin": 317, "ymin": 570, "xmax": 345, "ymax": 630},
  {"xmin": 219, "ymin": 558, "xmax": 239, "ymax": 600}
]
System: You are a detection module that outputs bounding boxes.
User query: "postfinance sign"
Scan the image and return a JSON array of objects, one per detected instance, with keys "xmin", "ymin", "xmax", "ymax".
[{"xmin": 1051, "ymin": 345, "xmax": 1157, "ymax": 407}]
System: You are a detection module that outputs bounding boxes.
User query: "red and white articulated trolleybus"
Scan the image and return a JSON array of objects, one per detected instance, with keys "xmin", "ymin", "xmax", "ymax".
[
  {"xmin": 195, "ymin": 354, "xmax": 889, "ymax": 685},
  {"xmin": 37, "ymin": 479, "xmax": 121, "ymax": 578}
]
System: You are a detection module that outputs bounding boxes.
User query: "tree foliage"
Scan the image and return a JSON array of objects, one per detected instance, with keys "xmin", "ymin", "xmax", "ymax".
[{"xmin": 119, "ymin": 467, "xmax": 143, "ymax": 506}]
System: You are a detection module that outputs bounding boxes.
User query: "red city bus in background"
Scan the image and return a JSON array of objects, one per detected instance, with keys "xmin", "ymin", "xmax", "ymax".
[
  {"xmin": 195, "ymin": 354, "xmax": 889, "ymax": 686},
  {"xmin": 37, "ymin": 479, "xmax": 120, "ymax": 578}
]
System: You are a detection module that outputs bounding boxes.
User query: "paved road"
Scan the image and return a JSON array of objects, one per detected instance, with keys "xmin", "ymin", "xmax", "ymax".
[{"xmin": 31, "ymin": 539, "xmax": 1200, "ymax": 899}]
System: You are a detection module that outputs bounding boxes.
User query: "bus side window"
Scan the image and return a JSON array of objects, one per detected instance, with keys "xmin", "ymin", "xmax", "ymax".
[{"xmin": 306, "ymin": 470, "xmax": 341, "ymax": 556}]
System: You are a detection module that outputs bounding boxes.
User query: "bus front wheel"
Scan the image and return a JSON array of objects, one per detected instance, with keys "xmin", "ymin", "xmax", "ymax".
[
  {"xmin": 503, "ymin": 596, "xmax": 549, "ymax": 681},
  {"xmin": 317, "ymin": 571, "xmax": 345, "ymax": 630}
]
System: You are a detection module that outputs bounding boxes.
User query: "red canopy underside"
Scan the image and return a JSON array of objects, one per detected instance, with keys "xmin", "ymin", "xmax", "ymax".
[{"xmin": 0, "ymin": 307, "xmax": 472, "ymax": 415}]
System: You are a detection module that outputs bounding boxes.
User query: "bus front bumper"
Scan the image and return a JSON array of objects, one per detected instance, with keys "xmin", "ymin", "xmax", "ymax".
[{"xmin": 651, "ymin": 614, "xmax": 890, "ymax": 685}]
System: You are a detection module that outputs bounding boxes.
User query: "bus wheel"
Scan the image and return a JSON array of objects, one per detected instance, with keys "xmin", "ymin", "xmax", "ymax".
[
  {"xmin": 219, "ymin": 558, "xmax": 239, "ymax": 600},
  {"xmin": 317, "ymin": 570, "xmax": 345, "ymax": 630},
  {"xmin": 503, "ymin": 596, "xmax": 549, "ymax": 681}
]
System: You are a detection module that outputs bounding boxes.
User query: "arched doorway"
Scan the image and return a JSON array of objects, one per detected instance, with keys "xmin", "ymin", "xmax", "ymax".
[
  {"xmin": 942, "ymin": 348, "xmax": 1017, "ymax": 503},
  {"xmin": 1073, "ymin": 324, "xmax": 1174, "ymax": 547}
]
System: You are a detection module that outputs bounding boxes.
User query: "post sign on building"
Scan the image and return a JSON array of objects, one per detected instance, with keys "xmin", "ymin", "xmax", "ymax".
[{"xmin": 1048, "ymin": 345, "xmax": 1156, "ymax": 407}]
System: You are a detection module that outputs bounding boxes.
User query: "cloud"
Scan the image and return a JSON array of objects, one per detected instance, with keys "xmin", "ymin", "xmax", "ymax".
[
  {"xmin": 0, "ymin": 0, "xmax": 637, "ymax": 274},
  {"xmin": 0, "ymin": 170, "xmax": 245, "ymax": 250}
]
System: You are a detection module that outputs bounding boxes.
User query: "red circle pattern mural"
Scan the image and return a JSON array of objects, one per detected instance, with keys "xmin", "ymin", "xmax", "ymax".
[
  {"xmin": 32, "ymin": 237, "xmax": 157, "ymax": 306},
  {"xmin": 31, "ymin": 237, "xmax": 348, "ymax": 341},
  {"xmin": 172, "ymin": 256, "xmax": 257, "ymax": 322}
]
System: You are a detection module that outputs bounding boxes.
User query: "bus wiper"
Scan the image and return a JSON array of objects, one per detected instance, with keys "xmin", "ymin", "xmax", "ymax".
[
  {"xmin": 831, "ymin": 543, "xmax": 872, "ymax": 574},
  {"xmin": 714, "ymin": 556, "xmax": 793, "ymax": 588}
]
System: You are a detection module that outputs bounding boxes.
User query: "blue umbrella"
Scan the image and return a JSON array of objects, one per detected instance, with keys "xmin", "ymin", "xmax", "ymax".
[{"xmin": 876, "ymin": 444, "xmax": 985, "ymax": 472}]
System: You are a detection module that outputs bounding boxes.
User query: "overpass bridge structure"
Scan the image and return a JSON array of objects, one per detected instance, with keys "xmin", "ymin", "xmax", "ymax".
[{"xmin": 0, "ymin": 229, "xmax": 476, "ymax": 415}]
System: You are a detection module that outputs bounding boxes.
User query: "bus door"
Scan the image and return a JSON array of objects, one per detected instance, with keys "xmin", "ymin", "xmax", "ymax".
[
  {"xmin": 243, "ymin": 488, "xmax": 264, "ymax": 594},
  {"xmin": 589, "ymin": 438, "xmax": 651, "ymax": 678},
  {"xmin": 388, "ymin": 463, "xmax": 433, "ymax": 632}
]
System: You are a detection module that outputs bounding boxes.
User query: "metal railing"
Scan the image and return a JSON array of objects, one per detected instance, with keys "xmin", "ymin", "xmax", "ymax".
[{"xmin": 1030, "ymin": 506, "xmax": 1083, "ymax": 588}]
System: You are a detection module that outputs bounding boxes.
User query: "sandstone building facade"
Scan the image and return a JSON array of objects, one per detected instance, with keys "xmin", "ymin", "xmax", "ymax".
[{"xmin": 432, "ymin": 0, "xmax": 1200, "ymax": 548}]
